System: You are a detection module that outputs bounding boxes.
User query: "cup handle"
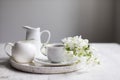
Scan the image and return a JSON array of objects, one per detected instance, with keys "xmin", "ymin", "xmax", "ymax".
[
  {"xmin": 40, "ymin": 44, "xmax": 47, "ymax": 56},
  {"xmin": 4, "ymin": 43, "xmax": 14, "ymax": 57},
  {"xmin": 40, "ymin": 30, "xmax": 51, "ymax": 44}
]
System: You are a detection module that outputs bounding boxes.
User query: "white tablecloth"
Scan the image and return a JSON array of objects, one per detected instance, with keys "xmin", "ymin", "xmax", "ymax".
[{"xmin": 0, "ymin": 43, "xmax": 120, "ymax": 80}]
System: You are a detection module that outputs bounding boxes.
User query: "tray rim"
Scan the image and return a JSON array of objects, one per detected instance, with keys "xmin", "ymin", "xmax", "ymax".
[{"xmin": 10, "ymin": 59, "xmax": 82, "ymax": 74}]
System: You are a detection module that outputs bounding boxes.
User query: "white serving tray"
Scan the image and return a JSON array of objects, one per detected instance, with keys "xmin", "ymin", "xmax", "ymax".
[{"xmin": 10, "ymin": 59, "xmax": 83, "ymax": 74}]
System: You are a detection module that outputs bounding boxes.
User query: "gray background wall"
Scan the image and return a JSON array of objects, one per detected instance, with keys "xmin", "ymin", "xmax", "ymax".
[
  {"xmin": 116, "ymin": 0, "xmax": 120, "ymax": 43},
  {"xmin": 0, "ymin": 0, "xmax": 118, "ymax": 43}
]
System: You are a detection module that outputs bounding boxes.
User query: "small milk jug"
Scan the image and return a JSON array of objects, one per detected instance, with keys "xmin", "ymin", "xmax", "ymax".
[{"xmin": 23, "ymin": 26, "xmax": 51, "ymax": 58}]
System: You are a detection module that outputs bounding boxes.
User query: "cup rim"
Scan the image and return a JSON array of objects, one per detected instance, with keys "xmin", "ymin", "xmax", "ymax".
[{"xmin": 46, "ymin": 43, "xmax": 64, "ymax": 47}]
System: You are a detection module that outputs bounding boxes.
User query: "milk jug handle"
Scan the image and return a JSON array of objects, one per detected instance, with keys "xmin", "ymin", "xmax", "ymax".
[
  {"xmin": 40, "ymin": 30, "xmax": 51, "ymax": 44},
  {"xmin": 4, "ymin": 43, "xmax": 14, "ymax": 57}
]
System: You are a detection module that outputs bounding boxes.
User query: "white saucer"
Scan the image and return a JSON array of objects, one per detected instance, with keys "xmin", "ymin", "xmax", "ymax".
[{"xmin": 34, "ymin": 57, "xmax": 79, "ymax": 67}]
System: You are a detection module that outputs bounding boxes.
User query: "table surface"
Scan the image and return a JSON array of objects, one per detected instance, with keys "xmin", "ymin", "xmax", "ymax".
[{"xmin": 0, "ymin": 43, "xmax": 120, "ymax": 80}]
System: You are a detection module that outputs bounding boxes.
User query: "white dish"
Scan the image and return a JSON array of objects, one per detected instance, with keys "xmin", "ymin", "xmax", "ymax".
[
  {"xmin": 34, "ymin": 58, "xmax": 79, "ymax": 67},
  {"xmin": 10, "ymin": 59, "xmax": 82, "ymax": 74}
]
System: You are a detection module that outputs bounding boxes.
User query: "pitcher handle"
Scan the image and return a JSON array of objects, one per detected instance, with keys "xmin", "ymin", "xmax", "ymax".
[
  {"xmin": 40, "ymin": 30, "xmax": 50, "ymax": 56},
  {"xmin": 4, "ymin": 43, "xmax": 14, "ymax": 57},
  {"xmin": 40, "ymin": 30, "xmax": 51, "ymax": 44}
]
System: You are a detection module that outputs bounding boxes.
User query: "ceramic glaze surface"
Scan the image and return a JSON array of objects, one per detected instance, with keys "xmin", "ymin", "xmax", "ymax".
[{"xmin": 4, "ymin": 41, "xmax": 37, "ymax": 63}]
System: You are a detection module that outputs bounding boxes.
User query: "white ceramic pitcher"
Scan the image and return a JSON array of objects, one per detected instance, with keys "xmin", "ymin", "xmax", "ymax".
[{"xmin": 23, "ymin": 26, "xmax": 51, "ymax": 58}]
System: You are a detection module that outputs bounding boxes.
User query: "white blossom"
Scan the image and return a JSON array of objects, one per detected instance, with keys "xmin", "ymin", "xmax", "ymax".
[{"xmin": 62, "ymin": 35, "xmax": 100, "ymax": 65}]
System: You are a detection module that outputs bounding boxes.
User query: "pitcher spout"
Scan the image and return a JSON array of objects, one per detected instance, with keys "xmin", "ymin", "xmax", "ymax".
[{"xmin": 23, "ymin": 26, "xmax": 35, "ymax": 30}]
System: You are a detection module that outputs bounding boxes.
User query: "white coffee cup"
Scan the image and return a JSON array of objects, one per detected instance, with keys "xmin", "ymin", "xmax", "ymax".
[
  {"xmin": 42, "ymin": 44, "xmax": 65, "ymax": 63},
  {"xmin": 4, "ymin": 40, "xmax": 37, "ymax": 63}
]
